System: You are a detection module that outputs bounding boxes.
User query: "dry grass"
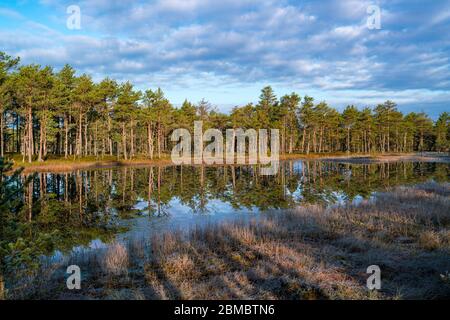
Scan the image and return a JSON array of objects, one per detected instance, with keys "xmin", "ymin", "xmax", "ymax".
[
  {"xmin": 6, "ymin": 182, "xmax": 450, "ymax": 300},
  {"xmin": 102, "ymin": 243, "xmax": 129, "ymax": 276},
  {"xmin": 8, "ymin": 152, "xmax": 449, "ymax": 173},
  {"xmin": 17, "ymin": 158, "xmax": 174, "ymax": 173},
  {"xmin": 322, "ymin": 152, "xmax": 450, "ymax": 164}
]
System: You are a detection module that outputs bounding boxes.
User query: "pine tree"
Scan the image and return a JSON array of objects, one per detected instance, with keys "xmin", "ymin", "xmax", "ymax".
[
  {"xmin": 55, "ymin": 64, "xmax": 76, "ymax": 158},
  {"xmin": 342, "ymin": 105, "xmax": 359, "ymax": 153},
  {"xmin": 0, "ymin": 52, "xmax": 20, "ymax": 158},
  {"xmin": 435, "ymin": 112, "xmax": 449, "ymax": 153},
  {"xmin": 256, "ymin": 86, "xmax": 277, "ymax": 130},
  {"xmin": 298, "ymin": 95, "xmax": 314, "ymax": 153},
  {"xmin": 280, "ymin": 93, "xmax": 300, "ymax": 153},
  {"xmin": 73, "ymin": 75, "xmax": 94, "ymax": 157},
  {"xmin": 114, "ymin": 82, "xmax": 141, "ymax": 159},
  {"xmin": 94, "ymin": 78, "xmax": 118, "ymax": 157},
  {"xmin": 10, "ymin": 65, "xmax": 47, "ymax": 162}
]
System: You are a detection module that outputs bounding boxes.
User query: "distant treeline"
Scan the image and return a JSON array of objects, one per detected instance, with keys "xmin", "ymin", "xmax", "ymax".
[{"xmin": 0, "ymin": 52, "xmax": 449, "ymax": 163}]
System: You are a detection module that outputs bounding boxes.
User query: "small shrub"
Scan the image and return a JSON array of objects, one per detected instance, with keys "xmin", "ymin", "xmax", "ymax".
[
  {"xmin": 418, "ymin": 231, "xmax": 441, "ymax": 251},
  {"xmin": 103, "ymin": 243, "xmax": 129, "ymax": 275}
]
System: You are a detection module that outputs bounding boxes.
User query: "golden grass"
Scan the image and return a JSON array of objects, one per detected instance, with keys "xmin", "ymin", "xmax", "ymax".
[{"xmin": 102, "ymin": 243, "xmax": 129, "ymax": 276}]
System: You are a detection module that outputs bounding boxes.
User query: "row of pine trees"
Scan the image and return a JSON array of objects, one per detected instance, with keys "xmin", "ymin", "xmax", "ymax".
[{"xmin": 0, "ymin": 52, "xmax": 449, "ymax": 163}]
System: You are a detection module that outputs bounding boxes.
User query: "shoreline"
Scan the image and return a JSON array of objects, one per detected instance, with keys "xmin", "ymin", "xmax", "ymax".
[
  {"xmin": 6, "ymin": 152, "xmax": 450, "ymax": 173},
  {"xmin": 319, "ymin": 153, "xmax": 450, "ymax": 164}
]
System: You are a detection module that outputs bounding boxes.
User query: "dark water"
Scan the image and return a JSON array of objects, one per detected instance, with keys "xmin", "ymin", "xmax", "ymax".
[{"xmin": 10, "ymin": 161, "xmax": 450, "ymax": 255}]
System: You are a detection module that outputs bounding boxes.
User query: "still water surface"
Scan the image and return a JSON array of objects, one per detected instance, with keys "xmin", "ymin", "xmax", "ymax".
[{"xmin": 18, "ymin": 160, "xmax": 449, "ymax": 254}]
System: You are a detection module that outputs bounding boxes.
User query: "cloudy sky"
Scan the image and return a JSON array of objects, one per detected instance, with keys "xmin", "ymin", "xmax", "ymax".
[{"xmin": 0, "ymin": 0, "xmax": 449, "ymax": 117}]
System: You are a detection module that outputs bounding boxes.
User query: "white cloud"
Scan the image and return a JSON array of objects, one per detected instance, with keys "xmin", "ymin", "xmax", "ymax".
[
  {"xmin": 0, "ymin": 0, "xmax": 448, "ymax": 113},
  {"xmin": 0, "ymin": 7, "xmax": 24, "ymax": 20}
]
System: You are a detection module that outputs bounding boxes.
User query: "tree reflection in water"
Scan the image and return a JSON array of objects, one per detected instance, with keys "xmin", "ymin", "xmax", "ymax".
[{"xmin": 0, "ymin": 160, "xmax": 448, "ymax": 278}]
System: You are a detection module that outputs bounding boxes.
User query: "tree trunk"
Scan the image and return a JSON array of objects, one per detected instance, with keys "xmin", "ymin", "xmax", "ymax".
[
  {"xmin": 312, "ymin": 128, "xmax": 317, "ymax": 153},
  {"xmin": 318, "ymin": 127, "xmax": 323, "ymax": 153},
  {"xmin": 289, "ymin": 133, "xmax": 293, "ymax": 154},
  {"xmin": 147, "ymin": 123, "xmax": 154, "ymax": 159},
  {"xmin": 282, "ymin": 116, "xmax": 286, "ymax": 154},
  {"xmin": 395, "ymin": 127, "xmax": 399, "ymax": 152},
  {"xmin": 403, "ymin": 132, "xmax": 407, "ymax": 152},
  {"xmin": 157, "ymin": 121, "xmax": 161, "ymax": 159},
  {"xmin": 347, "ymin": 128, "xmax": 350, "ymax": 154},
  {"xmin": 77, "ymin": 113, "xmax": 82, "ymax": 157},
  {"xmin": 420, "ymin": 129, "xmax": 424, "ymax": 152},
  {"xmin": 306, "ymin": 132, "xmax": 311, "ymax": 155},
  {"xmin": 122, "ymin": 123, "xmax": 127, "ymax": 160},
  {"xmin": 130, "ymin": 120, "xmax": 135, "ymax": 159},
  {"xmin": 38, "ymin": 118, "xmax": 44, "ymax": 162},
  {"xmin": 387, "ymin": 126, "xmax": 390, "ymax": 153},
  {"xmin": 108, "ymin": 117, "xmax": 113, "ymax": 156},
  {"xmin": 28, "ymin": 107, "xmax": 33, "ymax": 163},
  {"xmin": 64, "ymin": 114, "xmax": 69, "ymax": 159},
  {"xmin": 15, "ymin": 114, "xmax": 19, "ymax": 153},
  {"xmin": 94, "ymin": 122, "xmax": 98, "ymax": 157},
  {"xmin": 301, "ymin": 128, "xmax": 306, "ymax": 153},
  {"xmin": 0, "ymin": 109, "xmax": 4, "ymax": 157},
  {"xmin": 21, "ymin": 122, "xmax": 25, "ymax": 162},
  {"xmin": 84, "ymin": 121, "xmax": 88, "ymax": 156}
]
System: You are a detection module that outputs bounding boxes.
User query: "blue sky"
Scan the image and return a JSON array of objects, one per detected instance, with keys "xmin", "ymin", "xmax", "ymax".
[{"xmin": 0, "ymin": 0, "xmax": 449, "ymax": 117}]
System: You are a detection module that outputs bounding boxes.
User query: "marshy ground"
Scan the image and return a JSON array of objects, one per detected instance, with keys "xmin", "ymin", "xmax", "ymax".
[{"xmin": 7, "ymin": 182, "xmax": 450, "ymax": 300}]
